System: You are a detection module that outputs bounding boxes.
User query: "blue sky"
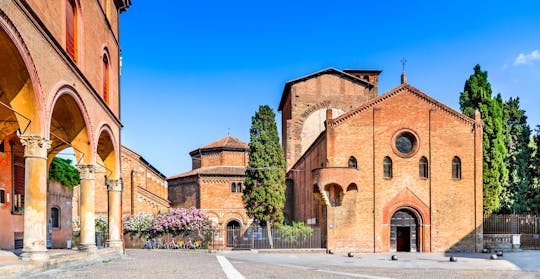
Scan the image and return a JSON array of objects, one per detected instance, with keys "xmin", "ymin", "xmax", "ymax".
[{"xmin": 119, "ymin": 1, "xmax": 540, "ymax": 177}]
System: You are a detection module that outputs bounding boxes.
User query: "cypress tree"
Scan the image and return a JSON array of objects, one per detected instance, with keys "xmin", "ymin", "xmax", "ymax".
[
  {"xmin": 242, "ymin": 105, "xmax": 286, "ymax": 248},
  {"xmin": 501, "ymin": 97, "xmax": 533, "ymax": 213},
  {"xmin": 459, "ymin": 65, "xmax": 508, "ymax": 214}
]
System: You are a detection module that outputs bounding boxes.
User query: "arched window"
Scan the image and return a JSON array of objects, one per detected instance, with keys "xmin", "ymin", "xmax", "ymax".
[
  {"xmin": 237, "ymin": 182, "xmax": 242, "ymax": 193},
  {"xmin": 383, "ymin": 156, "xmax": 393, "ymax": 179},
  {"xmin": 66, "ymin": 0, "xmax": 78, "ymax": 61},
  {"xmin": 419, "ymin": 156, "xmax": 428, "ymax": 178},
  {"xmin": 348, "ymin": 156, "xmax": 357, "ymax": 169},
  {"xmin": 102, "ymin": 52, "xmax": 110, "ymax": 104},
  {"xmin": 231, "ymin": 183, "xmax": 237, "ymax": 193},
  {"xmin": 452, "ymin": 156, "xmax": 461, "ymax": 179},
  {"xmin": 346, "ymin": 184, "xmax": 358, "ymax": 192},
  {"xmin": 51, "ymin": 207, "xmax": 60, "ymax": 229}
]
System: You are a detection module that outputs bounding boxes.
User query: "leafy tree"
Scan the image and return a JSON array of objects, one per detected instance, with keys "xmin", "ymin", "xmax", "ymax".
[
  {"xmin": 49, "ymin": 157, "xmax": 80, "ymax": 189},
  {"xmin": 242, "ymin": 105, "xmax": 286, "ymax": 248},
  {"xmin": 459, "ymin": 65, "xmax": 508, "ymax": 214},
  {"xmin": 530, "ymin": 126, "xmax": 540, "ymax": 214},
  {"xmin": 500, "ymin": 97, "xmax": 533, "ymax": 213}
]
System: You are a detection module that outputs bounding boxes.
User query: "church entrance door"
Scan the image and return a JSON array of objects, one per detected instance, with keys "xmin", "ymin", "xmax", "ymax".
[
  {"xmin": 390, "ymin": 209, "xmax": 418, "ymax": 252},
  {"xmin": 226, "ymin": 220, "xmax": 241, "ymax": 247}
]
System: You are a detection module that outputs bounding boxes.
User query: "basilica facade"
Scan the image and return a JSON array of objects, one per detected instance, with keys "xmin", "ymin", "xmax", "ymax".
[{"xmin": 280, "ymin": 68, "xmax": 483, "ymax": 253}]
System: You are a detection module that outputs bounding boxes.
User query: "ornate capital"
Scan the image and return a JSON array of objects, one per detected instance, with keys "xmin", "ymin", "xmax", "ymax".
[
  {"xmin": 20, "ymin": 135, "xmax": 50, "ymax": 159},
  {"xmin": 106, "ymin": 179, "xmax": 122, "ymax": 192},
  {"xmin": 77, "ymin": 164, "xmax": 96, "ymax": 180}
]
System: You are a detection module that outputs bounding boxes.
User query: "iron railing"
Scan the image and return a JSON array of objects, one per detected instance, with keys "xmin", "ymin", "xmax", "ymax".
[
  {"xmin": 483, "ymin": 215, "xmax": 540, "ymax": 250},
  {"xmin": 219, "ymin": 227, "xmax": 321, "ymax": 249}
]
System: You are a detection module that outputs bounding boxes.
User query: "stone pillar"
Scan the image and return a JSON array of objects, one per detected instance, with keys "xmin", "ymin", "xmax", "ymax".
[
  {"xmin": 106, "ymin": 178, "xmax": 123, "ymax": 249},
  {"xmin": 20, "ymin": 135, "xmax": 51, "ymax": 261},
  {"xmin": 78, "ymin": 164, "xmax": 97, "ymax": 252}
]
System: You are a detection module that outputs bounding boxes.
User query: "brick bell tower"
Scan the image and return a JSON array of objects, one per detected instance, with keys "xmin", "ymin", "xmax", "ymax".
[{"xmin": 278, "ymin": 68, "xmax": 381, "ymax": 170}]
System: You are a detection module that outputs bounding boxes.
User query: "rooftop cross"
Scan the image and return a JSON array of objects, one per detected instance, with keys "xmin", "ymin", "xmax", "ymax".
[{"xmin": 400, "ymin": 57, "xmax": 407, "ymax": 72}]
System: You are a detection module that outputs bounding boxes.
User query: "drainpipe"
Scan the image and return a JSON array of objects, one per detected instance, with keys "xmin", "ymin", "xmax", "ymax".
[{"xmin": 130, "ymin": 169, "xmax": 135, "ymax": 215}]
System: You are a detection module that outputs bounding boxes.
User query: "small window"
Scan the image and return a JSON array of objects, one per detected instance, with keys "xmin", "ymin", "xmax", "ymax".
[
  {"xmin": 231, "ymin": 183, "xmax": 237, "ymax": 193},
  {"xmin": 346, "ymin": 184, "xmax": 358, "ymax": 192},
  {"xmin": 383, "ymin": 156, "xmax": 393, "ymax": 179},
  {"xmin": 348, "ymin": 156, "xmax": 357, "ymax": 168},
  {"xmin": 419, "ymin": 156, "xmax": 428, "ymax": 178},
  {"xmin": 0, "ymin": 189, "xmax": 5, "ymax": 204},
  {"xmin": 102, "ymin": 53, "xmax": 110, "ymax": 104},
  {"xmin": 452, "ymin": 156, "xmax": 461, "ymax": 179},
  {"xmin": 66, "ymin": 0, "xmax": 78, "ymax": 61},
  {"xmin": 237, "ymin": 182, "xmax": 242, "ymax": 193},
  {"xmin": 51, "ymin": 207, "xmax": 60, "ymax": 229}
]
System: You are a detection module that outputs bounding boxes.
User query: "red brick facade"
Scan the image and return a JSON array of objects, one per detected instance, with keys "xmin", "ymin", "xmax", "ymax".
[
  {"xmin": 168, "ymin": 136, "xmax": 251, "ymax": 248},
  {"xmin": 281, "ymin": 70, "xmax": 483, "ymax": 253}
]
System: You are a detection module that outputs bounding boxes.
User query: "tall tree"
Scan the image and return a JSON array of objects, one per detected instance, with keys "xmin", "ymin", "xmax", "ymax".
[
  {"xmin": 530, "ymin": 126, "xmax": 540, "ymax": 214},
  {"xmin": 500, "ymin": 97, "xmax": 533, "ymax": 213},
  {"xmin": 242, "ymin": 105, "xmax": 286, "ymax": 248},
  {"xmin": 459, "ymin": 65, "xmax": 508, "ymax": 214}
]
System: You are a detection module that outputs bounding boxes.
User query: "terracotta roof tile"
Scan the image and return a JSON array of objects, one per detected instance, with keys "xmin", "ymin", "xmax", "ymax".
[
  {"xmin": 167, "ymin": 166, "xmax": 246, "ymax": 180},
  {"xmin": 200, "ymin": 135, "xmax": 249, "ymax": 149}
]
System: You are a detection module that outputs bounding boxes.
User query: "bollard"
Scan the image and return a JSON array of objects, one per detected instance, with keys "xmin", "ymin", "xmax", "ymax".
[
  {"xmin": 348, "ymin": 252, "xmax": 354, "ymax": 258},
  {"xmin": 391, "ymin": 255, "xmax": 398, "ymax": 261}
]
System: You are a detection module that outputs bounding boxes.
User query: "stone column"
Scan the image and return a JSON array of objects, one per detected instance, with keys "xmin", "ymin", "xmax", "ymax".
[
  {"xmin": 77, "ymin": 164, "xmax": 97, "ymax": 252},
  {"xmin": 20, "ymin": 135, "xmax": 51, "ymax": 261},
  {"xmin": 106, "ymin": 178, "xmax": 123, "ymax": 249}
]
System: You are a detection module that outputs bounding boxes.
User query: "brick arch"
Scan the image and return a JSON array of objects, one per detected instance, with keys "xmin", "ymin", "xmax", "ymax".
[
  {"xmin": 382, "ymin": 188, "xmax": 431, "ymax": 252},
  {"xmin": 95, "ymin": 123, "xmax": 119, "ymax": 178},
  {"xmin": 0, "ymin": 9, "xmax": 46, "ymax": 134}
]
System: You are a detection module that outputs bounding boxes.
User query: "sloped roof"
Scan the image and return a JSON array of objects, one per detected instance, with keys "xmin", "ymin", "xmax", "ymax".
[
  {"xmin": 121, "ymin": 145, "xmax": 167, "ymax": 180},
  {"xmin": 328, "ymin": 83, "xmax": 477, "ymax": 127},
  {"xmin": 167, "ymin": 166, "xmax": 246, "ymax": 180},
  {"xmin": 189, "ymin": 135, "xmax": 249, "ymax": 156},
  {"xmin": 278, "ymin": 68, "xmax": 376, "ymax": 111}
]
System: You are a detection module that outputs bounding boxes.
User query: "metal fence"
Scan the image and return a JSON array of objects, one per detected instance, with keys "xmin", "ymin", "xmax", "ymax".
[
  {"xmin": 483, "ymin": 215, "xmax": 540, "ymax": 250},
  {"xmin": 218, "ymin": 227, "xmax": 321, "ymax": 250}
]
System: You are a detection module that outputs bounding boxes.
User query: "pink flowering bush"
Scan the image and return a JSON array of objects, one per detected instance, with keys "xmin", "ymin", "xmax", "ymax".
[{"xmin": 151, "ymin": 207, "xmax": 213, "ymax": 240}]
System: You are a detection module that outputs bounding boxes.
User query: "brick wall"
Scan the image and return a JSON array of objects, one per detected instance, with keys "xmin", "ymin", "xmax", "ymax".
[{"xmin": 285, "ymin": 79, "xmax": 483, "ymax": 253}]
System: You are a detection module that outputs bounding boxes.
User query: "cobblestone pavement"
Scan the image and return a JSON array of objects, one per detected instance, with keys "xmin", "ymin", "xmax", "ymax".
[{"xmin": 28, "ymin": 249, "xmax": 540, "ymax": 279}]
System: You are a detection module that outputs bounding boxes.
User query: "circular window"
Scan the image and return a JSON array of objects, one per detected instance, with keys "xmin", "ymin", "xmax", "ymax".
[
  {"xmin": 396, "ymin": 133, "xmax": 415, "ymax": 154},
  {"xmin": 391, "ymin": 130, "xmax": 419, "ymax": 158}
]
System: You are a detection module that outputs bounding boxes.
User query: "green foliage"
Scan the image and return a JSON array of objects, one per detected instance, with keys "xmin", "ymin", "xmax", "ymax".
[
  {"xmin": 49, "ymin": 157, "xmax": 80, "ymax": 189},
  {"xmin": 95, "ymin": 215, "xmax": 108, "ymax": 233},
  {"xmin": 530, "ymin": 127, "xmax": 540, "ymax": 214},
  {"xmin": 243, "ymin": 105, "xmax": 286, "ymax": 226},
  {"xmin": 276, "ymin": 222, "xmax": 313, "ymax": 242},
  {"xmin": 460, "ymin": 65, "xmax": 508, "ymax": 214},
  {"xmin": 500, "ymin": 97, "xmax": 534, "ymax": 213}
]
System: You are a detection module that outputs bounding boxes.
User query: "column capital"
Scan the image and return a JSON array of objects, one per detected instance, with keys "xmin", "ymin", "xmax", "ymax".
[
  {"xmin": 20, "ymin": 135, "xmax": 50, "ymax": 159},
  {"xmin": 106, "ymin": 178, "xmax": 122, "ymax": 192},
  {"xmin": 77, "ymin": 164, "xmax": 96, "ymax": 180}
]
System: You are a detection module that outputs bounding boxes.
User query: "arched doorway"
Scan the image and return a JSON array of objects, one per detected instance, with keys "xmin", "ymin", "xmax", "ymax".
[
  {"xmin": 226, "ymin": 220, "xmax": 241, "ymax": 248},
  {"xmin": 390, "ymin": 209, "xmax": 418, "ymax": 252}
]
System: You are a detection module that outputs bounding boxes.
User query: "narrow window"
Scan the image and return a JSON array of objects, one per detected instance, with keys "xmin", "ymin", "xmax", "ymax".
[
  {"xmin": 419, "ymin": 156, "xmax": 428, "ymax": 178},
  {"xmin": 0, "ymin": 189, "xmax": 5, "ymax": 204},
  {"xmin": 237, "ymin": 182, "xmax": 242, "ymax": 193},
  {"xmin": 102, "ymin": 53, "xmax": 110, "ymax": 104},
  {"xmin": 51, "ymin": 207, "xmax": 60, "ymax": 229},
  {"xmin": 231, "ymin": 183, "xmax": 237, "ymax": 193},
  {"xmin": 452, "ymin": 156, "xmax": 461, "ymax": 179},
  {"xmin": 348, "ymin": 156, "xmax": 357, "ymax": 169},
  {"xmin": 383, "ymin": 156, "xmax": 392, "ymax": 179},
  {"xmin": 66, "ymin": 0, "xmax": 77, "ymax": 61}
]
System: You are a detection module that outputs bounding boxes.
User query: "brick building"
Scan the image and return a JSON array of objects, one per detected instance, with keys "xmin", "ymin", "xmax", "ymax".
[
  {"xmin": 73, "ymin": 146, "xmax": 169, "ymax": 220},
  {"xmin": 0, "ymin": 0, "xmax": 130, "ymax": 260},
  {"xmin": 168, "ymin": 136, "xmax": 251, "ymax": 248},
  {"xmin": 280, "ymin": 68, "xmax": 483, "ymax": 253},
  {"xmin": 119, "ymin": 146, "xmax": 169, "ymax": 216}
]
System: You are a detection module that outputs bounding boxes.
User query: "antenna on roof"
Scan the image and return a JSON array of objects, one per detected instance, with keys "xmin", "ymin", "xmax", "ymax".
[{"xmin": 227, "ymin": 128, "xmax": 230, "ymax": 136}]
